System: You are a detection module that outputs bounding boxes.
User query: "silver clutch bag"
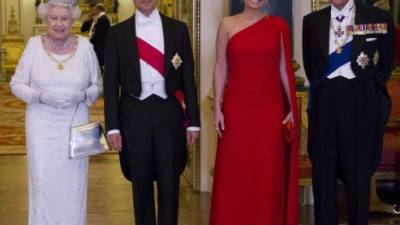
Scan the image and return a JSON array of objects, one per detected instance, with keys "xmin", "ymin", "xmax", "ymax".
[{"xmin": 68, "ymin": 104, "xmax": 110, "ymax": 159}]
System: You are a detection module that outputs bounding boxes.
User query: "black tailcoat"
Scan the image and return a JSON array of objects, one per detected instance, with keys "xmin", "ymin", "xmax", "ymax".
[
  {"xmin": 303, "ymin": 4, "xmax": 395, "ymax": 225},
  {"xmin": 303, "ymin": 3, "xmax": 395, "ymax": 172},
  {"xmin": 103, "ymin": 13, "xmax": 200, "ymax": 225},
  {"xmin": 81, "ymin": 14, "xmax": 111, "ymax": 67},
  {"xmin": 103, "ymin": 14, "xmax": 200, "ymax": 181}
]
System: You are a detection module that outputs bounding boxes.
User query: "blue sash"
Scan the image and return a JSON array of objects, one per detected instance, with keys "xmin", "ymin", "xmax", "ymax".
[
  {"xmin": 308, "ymin": 41, "xmax": 352, "ymax": 110},
  {"xmin": 324, "ymin": 41, "xmax": 352, "ymax": 77}
]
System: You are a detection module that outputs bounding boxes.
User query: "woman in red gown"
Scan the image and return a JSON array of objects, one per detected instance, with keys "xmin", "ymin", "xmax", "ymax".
[{"xmin": 209, "ymin": 1, "xmax": 299, "ymax": 225}]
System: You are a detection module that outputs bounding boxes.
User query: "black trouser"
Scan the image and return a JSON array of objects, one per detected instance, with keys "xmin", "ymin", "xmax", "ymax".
[
  {"xmin": 132, "ymin": 174, "xmax": 180, "ymax": 225},
  {"xmin": 311, "ymin": 77, "xmax": 373, "ymax": 225},
  {"xmin": 119, "ymin": 94, "xmax": 186, "ymax": 225}
]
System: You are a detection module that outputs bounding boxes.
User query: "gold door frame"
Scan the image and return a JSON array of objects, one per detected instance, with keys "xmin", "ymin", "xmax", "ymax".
[
  {"xmin": 183, "ymin": 0, "xmax": 201, "ymax": 192},
  {"xmin": 159, "ymin": 0, "xmax": 201, "ymax": 191}
]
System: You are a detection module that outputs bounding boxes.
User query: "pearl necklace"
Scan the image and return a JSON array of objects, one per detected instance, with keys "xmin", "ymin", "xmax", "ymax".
[{"xmin": 47, "ymin": 35, "xmax": 73, "ymax": 53}]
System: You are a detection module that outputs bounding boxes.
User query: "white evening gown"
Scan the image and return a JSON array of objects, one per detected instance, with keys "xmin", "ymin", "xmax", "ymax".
[{"xmin": 10, "ymin": 35, "xmax": 101, "ymax": 225}]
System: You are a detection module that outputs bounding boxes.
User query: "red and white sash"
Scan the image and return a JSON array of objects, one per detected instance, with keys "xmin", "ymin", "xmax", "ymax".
[{"xmin": 136, "ymin": 37, "xmax": 188, "ymax": 126}]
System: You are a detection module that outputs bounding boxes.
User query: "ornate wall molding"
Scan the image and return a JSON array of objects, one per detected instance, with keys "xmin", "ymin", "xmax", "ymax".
[
  {"xmin": 0, "ymin": 1, "xmax": 3, "ymax": 42},
  {"xmin": 3, "ymin": 0, "xmax": 21, "ymax": 39},
  {"xmin": 193, "ymin": 0, "xmax": 201, "ymax": 191}
]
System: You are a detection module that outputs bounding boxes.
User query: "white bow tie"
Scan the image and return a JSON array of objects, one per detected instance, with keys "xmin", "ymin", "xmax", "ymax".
[{"xmin": 137, "ymin": 15, "xmax": 159, "ymax": 26}]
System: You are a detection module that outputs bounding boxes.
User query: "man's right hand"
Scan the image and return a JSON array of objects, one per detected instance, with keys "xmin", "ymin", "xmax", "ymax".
[{"xmin": 107, "ymin": 133, "xmax": 122, "ymax": 152}]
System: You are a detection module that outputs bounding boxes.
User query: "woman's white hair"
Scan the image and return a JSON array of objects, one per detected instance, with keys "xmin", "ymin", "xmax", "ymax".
[{"xmin": 37, "ymin": 2, "xmax": 81, "ymax": 22}]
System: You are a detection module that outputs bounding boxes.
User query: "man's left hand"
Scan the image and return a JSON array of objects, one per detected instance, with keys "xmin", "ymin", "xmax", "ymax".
[{"xmin": 187, "ymin": 131, "xmax": 200, "ymax": 145}]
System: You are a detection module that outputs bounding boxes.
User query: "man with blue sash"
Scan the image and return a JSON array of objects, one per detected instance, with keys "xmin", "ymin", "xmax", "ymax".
[{"xmin": 302, "ymin": 0, "xmax": 395, "ymax": 224}]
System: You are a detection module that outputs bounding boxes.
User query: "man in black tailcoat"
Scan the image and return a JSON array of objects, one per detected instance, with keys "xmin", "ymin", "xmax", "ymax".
[
  {"xmin": 103, "ymin": 0, "xmax": 200, "ymax": 225},
  {"xmin": 81, "ymin": 3, "xmax": 110, "ymax": 70},
  {"xmin": 302, "ymin": 0, "xmax": 395, "ymax": 224}
]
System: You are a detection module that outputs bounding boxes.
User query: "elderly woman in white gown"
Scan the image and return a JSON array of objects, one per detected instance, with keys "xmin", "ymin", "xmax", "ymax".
[{"xmin": 10, "ymin": 0, "xmax": 101, "ymax": 224}]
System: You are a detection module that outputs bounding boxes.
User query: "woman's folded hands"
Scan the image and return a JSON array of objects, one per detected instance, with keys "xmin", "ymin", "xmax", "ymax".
[{"xmin": 39, "ymin": 91, "xmax": 85, "ymax": 108}]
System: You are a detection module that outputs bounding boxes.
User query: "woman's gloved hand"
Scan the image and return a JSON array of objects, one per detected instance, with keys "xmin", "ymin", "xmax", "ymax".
[{"xmin": 39, "ymin": 91, "xmax": 85, "ymax": 108}]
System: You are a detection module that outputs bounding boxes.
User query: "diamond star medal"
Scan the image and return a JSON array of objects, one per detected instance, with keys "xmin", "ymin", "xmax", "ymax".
[
  {"xmin": 356, "ymin": 51, "xmax": 370, "ymax": 69},
  {"xmin": 171, "ymin": 53, "xmax": 183, "ymax": 70}
]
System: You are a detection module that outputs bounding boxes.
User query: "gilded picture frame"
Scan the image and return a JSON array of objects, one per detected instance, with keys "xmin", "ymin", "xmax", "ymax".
[{"xmin": 312, "ymin": 0, "xmax": 330, "ymax": 11}]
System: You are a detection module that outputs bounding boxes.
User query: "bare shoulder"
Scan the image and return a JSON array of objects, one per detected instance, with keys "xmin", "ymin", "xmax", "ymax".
[
  {"xmin": 219, "ymin": 15, "xmax": 241, "ymax": 38},
  {"xmin": 219, "ymin": 16, "xmax": 238, "ymax": 31}
]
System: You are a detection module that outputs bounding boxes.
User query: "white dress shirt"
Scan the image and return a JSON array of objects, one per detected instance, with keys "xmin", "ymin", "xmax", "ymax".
[
  {"xmin": 107, "ymin": 9, "xmax": 199, "ymax": 135},
  {"xmin": 327, "ymin": 0, "xmax": 356, "ymax": 79},
  {"xmin": 135, "ymin": 9, "xmax": 168, "ymax": 100}
]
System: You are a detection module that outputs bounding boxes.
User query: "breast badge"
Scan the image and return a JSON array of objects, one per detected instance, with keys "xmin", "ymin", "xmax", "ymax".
[{"xmin": 356, "ymin": 51, "xmax": 370, "ymax": 69}]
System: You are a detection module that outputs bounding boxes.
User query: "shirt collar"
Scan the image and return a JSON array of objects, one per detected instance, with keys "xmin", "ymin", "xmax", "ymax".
[
  {"xmin": 94, "ymin": 12, "xmax": 106, "ymax": 20},
  {"xmin": 136, "ymin": 9, "xmax": 161, "ymax": 26},
  {"xmin": 331, "ymin": 0, "xmax": 354, "ymax": 19}
]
